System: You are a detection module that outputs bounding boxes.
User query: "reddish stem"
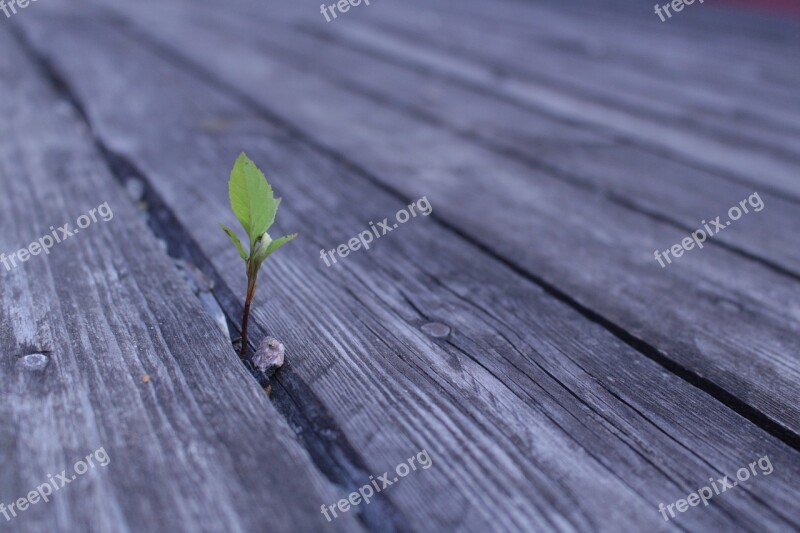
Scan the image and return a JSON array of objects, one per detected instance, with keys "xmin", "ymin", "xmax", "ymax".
[{"xmin": 240, "ymin": 274, "xmax": 257, "ymax": 359}]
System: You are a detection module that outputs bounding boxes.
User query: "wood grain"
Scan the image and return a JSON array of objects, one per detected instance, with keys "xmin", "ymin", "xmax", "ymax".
[
  {"xmin": 60, "ymin": 0, "xmax": 800, "ymax": 439},
  {"xmin": 0, "ymin": 25, "xmax": 362, "ymax": 533},
  {"xmin": 332, "ymin": 5, "xmax": 800, "ymax": 201},
  {"xmin": 11, "ymin": 2, "xmax": 800, "ymax": 531},
  {"xmin": 177, "ymin": 8, "xmax": 800, "ymax": 279}
]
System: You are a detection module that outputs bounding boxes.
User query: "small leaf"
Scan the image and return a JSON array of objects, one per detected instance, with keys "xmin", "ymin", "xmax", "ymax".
[
  {"xmin": 228, "ymin": 153, "xmax": 278, "ymax": 248},
  {"xmin": 220, "ymin": 223, "xmax": 248, "ymax": 261},
  {"xmin": 255, "ymin": 233, "xmax": 297, "ymax": 266},
  {"xmin": 266, "ymin": 233, "xmax": 298, "ymax": 255}
]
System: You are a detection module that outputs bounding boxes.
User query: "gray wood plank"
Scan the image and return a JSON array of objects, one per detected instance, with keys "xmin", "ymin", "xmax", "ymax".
[
  {"xmin": 513, "ymin": 0, "xmax": 800, "ymax": 93},
  {"xmin": 404, "ymin": 0, "xmax": 800, "ymax": 143},
  {"xmin": 328, "ymin": 5, "xmax": 800, "ymax": 203},
  {"xmin": 226, "ymin": 0, "xmax": 800, "ymax": 142},
  {"xmin": 14, "ymin": 3, "xmax": 800, "ymax": 532},
  {"xmin": 174, "ymin": 8, "xmax": 800, "ymax": 280},
  {"xmin": 550, "ymin": 0, "xmax": 800, "ymax": 69},
  {"xmin": 0, "ymin": 26, "xmax": 362, "ymax": 533},
  {"xmin": 64, "ymin": 0, "xmax": 800, "ymax": 440}
]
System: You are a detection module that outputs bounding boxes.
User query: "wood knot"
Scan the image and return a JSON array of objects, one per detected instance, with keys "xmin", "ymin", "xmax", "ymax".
[
  {"xmin": 421, "ymin": 322, "xmax": 451, "ymax": 339},
  {"xmin": 17, "ymin": 352, "xmax": 50, "ymax": 371}
]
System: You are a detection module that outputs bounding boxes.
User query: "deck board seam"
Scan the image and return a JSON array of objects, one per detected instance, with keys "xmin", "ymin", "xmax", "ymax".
[{"xmin": 8, "ymin": 22, "xmax": 399, "ymax": 531}]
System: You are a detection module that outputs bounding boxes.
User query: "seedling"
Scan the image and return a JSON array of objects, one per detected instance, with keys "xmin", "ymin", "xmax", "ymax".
[{"xmin": 220, "ymin": 153, "xmax": 297, "ymax": 360}]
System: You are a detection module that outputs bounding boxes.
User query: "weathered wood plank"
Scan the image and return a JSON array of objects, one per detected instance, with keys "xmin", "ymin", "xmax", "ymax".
[
  {"xmin": 316, "ymin": 2, "xmax": 800, "ymax": 202},
  {"xmin": 510, "ymin": 0, "xmax": 800, "ymax": 93},
  {"xmin": 402, "ymin": 0, "xmax": 800, "ymax": 146},
  {"xmin": 0, "ymin": 25, "xmax": 362, "ymax": 533},
  {"xmin": 14, "ymin": 3, "xmax": 800, "ymax": 532},
  {"xmin": 517, "ymin": 0, "xmax": 800, "ymax": 92},
  {"xmin": 558, "ymin": 0, "xmax": 800, "ymax": 60},
  {"xmin": 217, "ymin": 0, "xmax": 800, "ymax": 135},
  {"xmin": 68, "ymin": 0, "xmax": 800, "ymax": 439},
  {"xmin": 173, "ymin": 8, "xmax": 800, "ymax": 280}
]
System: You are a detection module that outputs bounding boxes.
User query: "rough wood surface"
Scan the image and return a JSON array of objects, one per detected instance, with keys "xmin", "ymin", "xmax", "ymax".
[
  {"xmin": 388, "ymin": 0, "xmax": 800, "ymax": 196},
  {"xmin": 58, "ymin": 0, "xmax": 800, "ymax": 439},
  {"xmin": 0, "ymin": 25, "xmax": 361, "ymax": 533},
  {"xmin": 3, "ymin": 0, "xmax": 799, "ymax": 530},
  {"xmin": 191, "ymin": 6, "xmax": 800, "ymax": 278},
  {"xmin": 7, "ymin": 1, "xmax": 800, "ymax": 531}
]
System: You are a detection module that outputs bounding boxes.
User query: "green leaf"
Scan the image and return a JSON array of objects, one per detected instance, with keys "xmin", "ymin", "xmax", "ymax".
[
  {"xmin": 228, "ymin": 153, "xmax": 279, "ymax": 248},
  {"xmin": 254, "ymin": 233, "xmax": 297, "ymax": 266},
  {"xmin": 266, "ymin": 233, "xmax": 298, "ymax": 255},
  {"xmin": 220, "ymin": 223, "xmax": 248, "ymax": 261}
]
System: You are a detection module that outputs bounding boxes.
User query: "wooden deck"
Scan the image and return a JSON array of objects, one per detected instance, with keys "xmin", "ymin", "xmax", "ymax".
[{"xmin": 2, "ymin": 0, "xmax": 799, "ymax": 531}]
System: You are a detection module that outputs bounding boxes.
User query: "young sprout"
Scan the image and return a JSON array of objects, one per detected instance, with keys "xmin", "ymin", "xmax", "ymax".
[{"xmin": 220, "ymin": 153, "xmax": 297, "ymax": 360}]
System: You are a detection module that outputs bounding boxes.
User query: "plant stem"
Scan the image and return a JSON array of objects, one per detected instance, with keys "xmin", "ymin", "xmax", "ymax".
[{"xmin": 240, "ymin": 271, "xmax": 257, "ymax": 360}]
